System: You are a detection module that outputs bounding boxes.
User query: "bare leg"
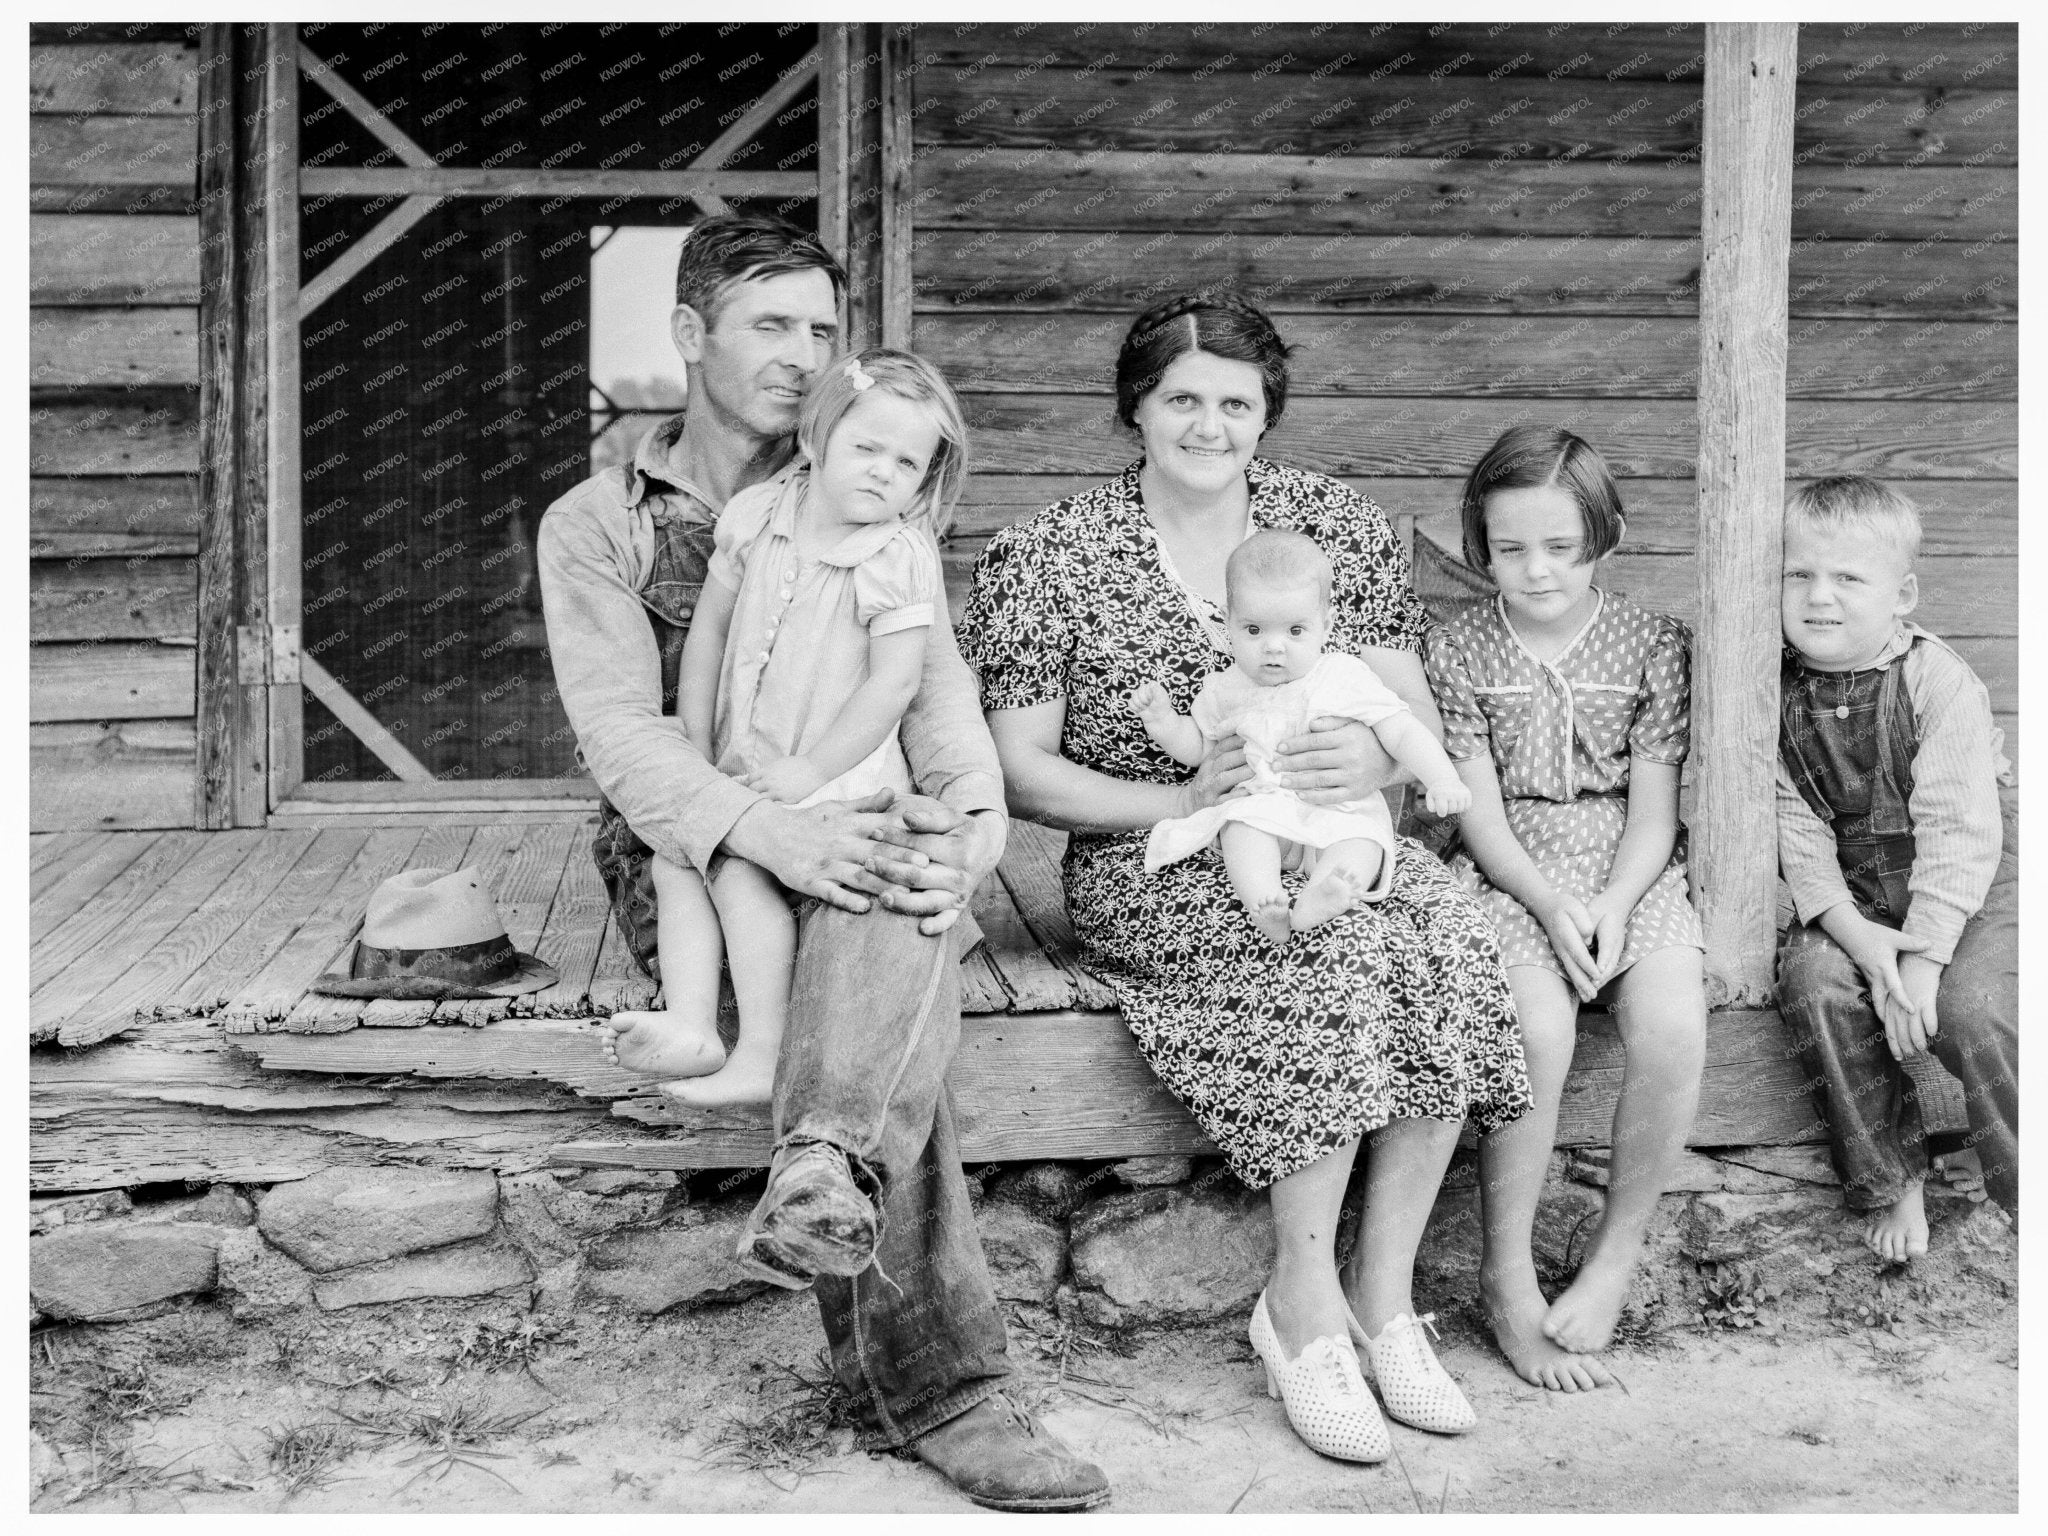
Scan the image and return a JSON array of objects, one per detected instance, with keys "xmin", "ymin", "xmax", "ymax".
[
  {"xmin": 598, "ymin": 853, "xmax": 728, "ymax": 1080},
  {"xmin": 1290, "ymin": 839, "xmax": 1385, "ymax": 932},
  {"xmin": 1544, "ymin": 945, "xmax": 1706, "ymax": 1353},
  {"xmin": 1475, "ymin": 966, "xmax": 1612, "ymax": 1390},
  {"xmin": 1264, "ymin": 1137, "xmax": 1364, "ymax": 1356},
  {"xmin": 1220, "ymin": 822, "xmax": 1292, "ymax": 948},
  {"xmin": 1341, "ymin": 1115, "xmax": 1462, "ymax": 1334},
  {"xmin": 662, "ymin": 859, "xmax": 796, "ymax": 1108}
]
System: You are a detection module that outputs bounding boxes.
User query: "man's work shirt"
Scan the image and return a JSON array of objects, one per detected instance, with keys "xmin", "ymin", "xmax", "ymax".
[{"xmin": 537, "ymin": 413, "xmax": 1006, "ymax": 882}]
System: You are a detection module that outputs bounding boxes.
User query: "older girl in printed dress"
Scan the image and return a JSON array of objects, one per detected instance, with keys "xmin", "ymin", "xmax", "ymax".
[{"xmin": 1424, "ymin": 426, "xmax": 1706, "ymax": 1393}]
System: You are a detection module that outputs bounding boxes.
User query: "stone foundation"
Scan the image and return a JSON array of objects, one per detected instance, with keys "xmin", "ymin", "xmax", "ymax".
[{"xmin": 25, "ymin": 1146, "xmax": 1996, "ymax": 1332}]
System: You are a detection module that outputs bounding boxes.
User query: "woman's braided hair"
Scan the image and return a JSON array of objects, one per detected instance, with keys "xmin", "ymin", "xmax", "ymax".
[{"xmin": 1114, "ymin": 290, "xmax": 1294, "ymax": 432}]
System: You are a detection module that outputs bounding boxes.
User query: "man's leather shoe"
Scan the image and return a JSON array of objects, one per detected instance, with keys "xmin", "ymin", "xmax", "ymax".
[
  {"xmin": 908, "ymin": 1393, "xmax": 1111, "ymax": 1512},
  {"xmin": 734, "ymin": 1141, "xmax": 879, "ymax": 1288}
]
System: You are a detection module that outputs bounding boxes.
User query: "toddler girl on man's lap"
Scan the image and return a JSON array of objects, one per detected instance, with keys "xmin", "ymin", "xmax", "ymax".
[
  {"xmin": 602, "ymin": 349, "xmax": 968, "ymax": 1107},
  {"xmin": 1134, "ymin": 529, "xmax": 1470, "ymax": 947}
]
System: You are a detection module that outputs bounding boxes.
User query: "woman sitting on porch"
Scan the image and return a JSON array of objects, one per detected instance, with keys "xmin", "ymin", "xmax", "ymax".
[{"xmin": 959, "ymin": 292, "xmax": 1532, "ymax": 1461}]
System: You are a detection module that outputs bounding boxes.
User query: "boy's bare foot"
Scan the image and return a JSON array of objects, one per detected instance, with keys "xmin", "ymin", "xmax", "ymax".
[
  {"xmin": 660, "ymin": 1039, "xmax": 778, "ymax": 1109},
  {"xmin": 1481, "ymin": 1271, "xmax": 1613, "ymax": 1392},
  {"xmin": 599, "ymin": 1011, "xmax": 726, "ymax": 1080},
  {"xmin": 1933, "ymin": 1147, "xmax": 1987, "ymax": 1202},
  {"xmin": 1542, "ymin": 1254, "xmax": 1636, "ymax": 1355},
  {"xmin": 1249, "ymin": 896, "xmax": 1293, "ymax": 949},
  {"xmin": 1290, "ymin": 864, "xmax": 1368, "ymax": 932},
  {"xmin": 1864, "ymin": 1179, "xmax": 1930, "ymax": 1262}
]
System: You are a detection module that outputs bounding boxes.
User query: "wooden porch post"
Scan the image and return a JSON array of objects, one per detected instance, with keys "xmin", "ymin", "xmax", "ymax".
[
  {"xmin": 827, "ymin": 23, "xmax": 911, "ymax": 351},
  {"xmin": 196, "ymin": 23, "xmax": 300, "ymax": 827},
  {"xmin": 1695, "ymin": 23, "xmax": 1797, "ymax": 1007}
]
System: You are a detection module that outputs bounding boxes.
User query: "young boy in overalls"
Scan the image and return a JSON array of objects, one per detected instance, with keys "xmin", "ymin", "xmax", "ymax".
[{"xmin": 1775, "ymin": 476, "xmax": 2018, "ymax": 1261}]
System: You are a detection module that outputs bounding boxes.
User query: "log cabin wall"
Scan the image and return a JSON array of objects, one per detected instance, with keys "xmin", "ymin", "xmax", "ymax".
[
  {"xmin": 30, "ymin": 24, "xmax": 206, "ymax": 830},
  {"xmin": 914, "ymin": 22, "xmax": 2017, "ymax": 763}
]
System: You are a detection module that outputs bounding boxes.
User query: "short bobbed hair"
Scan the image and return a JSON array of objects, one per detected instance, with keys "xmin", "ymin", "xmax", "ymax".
[
  {"xmin": 1225, "ymin": 529, "xmax": 1333, "ymax": 615},
  {"xmin": 797, "ymin": 348, "xmax": 970, "ymax": 537},
  {"xmin": 1459, "ymin": 426, "xmax": 1628, "ymax": 572},
  {"xmin": 1784, "ymin": 476, "xmax": 1922, "ymax": 566},
  {"xmin": 1115, "ymin": 291, "xmax": 1294, "ymax": 433},
  {"xmin": 675, "ymin": 213, "xmax": 845, "ymax": 330}
]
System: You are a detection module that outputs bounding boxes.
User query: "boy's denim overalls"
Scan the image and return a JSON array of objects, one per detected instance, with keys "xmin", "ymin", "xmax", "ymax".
[{"xmin": 1776, "ymin": 639, "xmax": 2019, "ymax": 1217}]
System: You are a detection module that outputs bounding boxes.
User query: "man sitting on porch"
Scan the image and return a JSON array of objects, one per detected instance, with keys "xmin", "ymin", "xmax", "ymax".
[{"xmin": 536, "ymin": 214, "xmax": 1110, "ymax": 1512}]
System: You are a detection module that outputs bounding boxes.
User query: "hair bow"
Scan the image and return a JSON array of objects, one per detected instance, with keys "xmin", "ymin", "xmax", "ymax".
[{"xmin": 844, "ymin": 357, "xmax": 876, "ymax": 391}]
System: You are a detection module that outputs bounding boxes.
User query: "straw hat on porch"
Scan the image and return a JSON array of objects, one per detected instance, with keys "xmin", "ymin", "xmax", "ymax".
[{"xmin": 311, "ymin": 867, "xmax": 558, "ymax": 1000}]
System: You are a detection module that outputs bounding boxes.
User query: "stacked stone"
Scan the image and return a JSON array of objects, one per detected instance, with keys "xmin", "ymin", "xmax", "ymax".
[{"xmin": 25, "ymin": 1146, "xmax": 1992, "ymax": 1330}]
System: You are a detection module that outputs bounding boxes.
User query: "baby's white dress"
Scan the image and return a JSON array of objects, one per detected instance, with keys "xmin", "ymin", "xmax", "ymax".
[{"xmin": 1143, "ymin": 651, "xmax": 1411, "ymax": 900}]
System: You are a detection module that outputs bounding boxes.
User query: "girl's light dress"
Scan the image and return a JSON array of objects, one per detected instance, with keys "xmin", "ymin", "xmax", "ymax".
[
  {"xmin": 709, "ymin": 465, "xmax": 939, "ymax": 808},
  {"xmin": 1423, "ymin": 588, "xmax": 1704, "ymax": 980},
  {"xmin": 1143, "ymin": 651, "xmax": 1410, "ymax": 899}
]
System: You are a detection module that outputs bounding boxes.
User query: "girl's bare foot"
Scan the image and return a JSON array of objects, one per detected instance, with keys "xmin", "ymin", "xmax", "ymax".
[
  {"xmin": 1542, "ymin": 1254, "xmax": 1636, "ymax": 1355},
  {"xmin": 1864, "ymin": 1179, "xmax": 1930, "ymax": 1262},
  {"xmin": 1290, "ymin": 864, "xmax": 1367, "ymax": 931},
  {"xmin": 599, "ymin": 1011, "xmax": 726, "ymax": 1080},
  {"xmin": 1249, "ymin": 896, "xmax": 1293, "ymax": 949},
  {"xmin": 1482, "ymin": 1271, "xmax": 1613, "ymax": 1392},
  {"xmin": 1933, "ymin": 1147, "xmax": 1987, "ymax": 1202},
  {"xmin": 661, "ymin": 1037, "xmax": 778, "ymax": 1109}
]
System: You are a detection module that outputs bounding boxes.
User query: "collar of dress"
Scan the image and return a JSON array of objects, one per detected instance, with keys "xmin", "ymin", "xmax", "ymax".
[
  {"xmin": 1100, "ymin": 457, "xmax": 1287, "ymax": 556},
  {"xmin": 761, "ymin": 465, "xmax": 907, "ymax": 569}
]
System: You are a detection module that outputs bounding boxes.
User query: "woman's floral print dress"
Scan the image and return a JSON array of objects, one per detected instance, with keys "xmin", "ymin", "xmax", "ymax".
[{"xmin": 960, "ymin": 460, "xmax": 1531, "ymax": 1189}]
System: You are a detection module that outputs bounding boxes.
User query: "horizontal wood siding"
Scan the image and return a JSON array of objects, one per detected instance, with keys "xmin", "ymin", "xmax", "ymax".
[
  {"xmin": 30, "ymin": 36, "xmax": 203, "ymax": 829},
  {"xmin": 916, "ymin": 23, "xmax": 2017, "ymax": 766}
]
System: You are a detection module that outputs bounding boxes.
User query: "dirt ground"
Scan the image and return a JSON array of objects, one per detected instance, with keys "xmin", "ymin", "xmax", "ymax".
[{"xmin": 31, "ymin": 1197, "xmax": 2018, "ymax": 1515}]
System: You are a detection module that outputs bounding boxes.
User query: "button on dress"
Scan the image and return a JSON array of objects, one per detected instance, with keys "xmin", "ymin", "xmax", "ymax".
[{"xmin": 709, "ymin": 467, "xmax": 939, "ymax": 807}]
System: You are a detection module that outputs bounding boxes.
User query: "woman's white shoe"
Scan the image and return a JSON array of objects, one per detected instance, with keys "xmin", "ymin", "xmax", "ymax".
[
  {"xmin": 1349, "ymin": 1307, "xmax": 1476, "ymax": 1434},
  {"xmin": 1248, "ymin": 1292, "xmax": 1391, "ymax": 1463}
]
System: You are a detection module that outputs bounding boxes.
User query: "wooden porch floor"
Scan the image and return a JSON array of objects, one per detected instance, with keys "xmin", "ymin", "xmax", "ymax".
[{"xmin": 28, "ymin": 820, "xmax": 1963, "ymax": 1192}]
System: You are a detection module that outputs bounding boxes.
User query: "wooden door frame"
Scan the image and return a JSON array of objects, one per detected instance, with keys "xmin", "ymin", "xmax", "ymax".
[{"xmin": 194, "ymin": 22, "xmax": 909, "ymax": 825}]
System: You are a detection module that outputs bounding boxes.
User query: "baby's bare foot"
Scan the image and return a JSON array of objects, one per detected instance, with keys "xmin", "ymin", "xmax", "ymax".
[
  {"xmin": 1542, "ymin": 1254, "xmax": 1636, "ymax": 1355},
  {"xmin": 1290, "ymin": 864, "xmax": 1367, "ymax": 931},
  {"xmin": 1865, "ymin": 1180, "xmax": 1930, "ymax": 1263},
  {"xmin": 1482, "ymin": 1271, "xmax": 1613, "ymax": 1392},
  {"xmin": 599, "ymin": 1011, "xmax": 726, "ymax": 1080},
  {"xmin": 660, "ymin": 1039, "xmax": 778, "ymax": 1109},
  {"xmin": 1934, "ymin": 1147, "xmax": 1987, "ymax": 1202},
  {"xmin": 1249, "ymin": 896, "xmax": 1293, "ymax": 949}
]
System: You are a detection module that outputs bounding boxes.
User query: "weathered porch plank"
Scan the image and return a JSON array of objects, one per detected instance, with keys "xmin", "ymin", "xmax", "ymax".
[
  {"xmin": 519, "ymin": 820, "xmax": 612, "ymax": 1018},
  {"xmin": 995, "ymin": 822, "xmax": 1119, "ymax": 1012},
  {"xmin": 29, "ymin": 831, "xmax": 91, "ymax": 885},
  {"xmin": 30, "ymin": 216, "xmax": 201, "ymax": 305},
  {"xmin": 31, "ymin": 475, "xmax": 199, "ymax": 539},
  {"xmin": 55, "ymin": 829, "xmax": 320, "ymax": 1048},
  {"xmin": 29, "ymin": 830, "xmax": 210, "ymax": 994},
  {"xmin": 585, "ymin": 900, "xmax": 660, "ymax": 1017},
  {"xmin": 163, "ymin": 826, "xmax": 389, "ymax": 1015},
  {"xmin": 32, "ymin": 831, "xmax": 262, "ymax": 1042},
  {"xmin": 29, "ymin": 831, "xmax": 162, "ymax": 938}
]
